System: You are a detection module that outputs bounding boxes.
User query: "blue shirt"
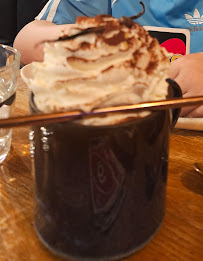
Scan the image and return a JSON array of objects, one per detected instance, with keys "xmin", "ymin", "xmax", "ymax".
[{"xmin": 36, "ymin": 0, "xmax": 203, "ymax": 53}]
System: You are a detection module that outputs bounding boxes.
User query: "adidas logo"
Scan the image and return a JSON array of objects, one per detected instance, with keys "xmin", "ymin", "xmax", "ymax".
[{"xmin": 185, "ymin": 9, "xmax": 203, "ymax": 25}]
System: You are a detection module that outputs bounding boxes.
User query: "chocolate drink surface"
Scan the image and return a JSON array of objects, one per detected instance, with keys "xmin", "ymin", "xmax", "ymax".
[{"xmin": 30, "ymin": 99, "xmax": 170, "ymax": 260}]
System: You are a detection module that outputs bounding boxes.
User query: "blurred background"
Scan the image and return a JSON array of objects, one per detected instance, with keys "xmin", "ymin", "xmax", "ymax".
[{"xmin": 0, "ymin": 0, "xmax": 49, "ymax": 46}]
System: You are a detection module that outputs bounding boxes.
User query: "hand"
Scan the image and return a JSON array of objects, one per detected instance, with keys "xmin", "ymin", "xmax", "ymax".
[
  {"xmin": 14, "ymin": 20, "xmax": 75, "ymax": 65},
  {"xmin": 168, "ymin": 53, "xmax": 203, "ymax": 117}
]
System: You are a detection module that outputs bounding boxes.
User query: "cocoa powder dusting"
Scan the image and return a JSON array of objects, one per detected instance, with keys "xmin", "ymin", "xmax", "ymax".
[
  {"xmin": 102, "ymin": 66, "xmax": 114, "ymax": 73},
  {"xmin": 146, "ymin": 61, "xmax": 158, "ymax": 74},
  {"xmin": 80, "ymin": 42, "xmax": 91, "ymax": 49},
  {"xmin": 148, "ymin": 38, "xmax": 159, "ymax": 51},
  {"xmin": 103, "ymin": 31, "xmax": 126, "ymax": 46}
]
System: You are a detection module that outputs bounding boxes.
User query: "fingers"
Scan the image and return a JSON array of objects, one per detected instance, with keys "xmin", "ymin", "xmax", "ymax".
[
  {"xmin": 168, "ymin": 53, "xmax": 203, "ymax": 118},
  {"xmin": 180, "ymin": 91, "xmax": 203, "ymax": 117},
  {"xmin": 168, "ymin": 57, "xmax": 183, "ymax": 80},
  {"xmin": 168, "ymin": 58, "xmax": 189, "ymax": 95},
  {"xmin": 180, "ymin": 105, "xmax": 199, "ymax": 117},
  {"xmin": 172, "ymin": 75, "xmax": 189, "ymax": 95},
  {"xmin": 182, "ymin": 105, "xmax": 203, "ymax": 118}
]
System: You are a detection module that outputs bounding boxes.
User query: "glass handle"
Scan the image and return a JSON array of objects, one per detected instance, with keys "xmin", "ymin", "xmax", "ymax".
[{"xmin": 166, "ymin": 78, "xmax": 182, "ymax": 129}]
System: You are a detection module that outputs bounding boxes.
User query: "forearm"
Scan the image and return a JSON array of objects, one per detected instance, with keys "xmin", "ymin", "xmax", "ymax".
[{"xmin": 13, "ymin": 20, "xmax": 74, "ymax": 65}]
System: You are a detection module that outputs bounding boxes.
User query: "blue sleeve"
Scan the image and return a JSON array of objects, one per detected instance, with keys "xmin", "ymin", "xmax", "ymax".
[{"xmin": 36, "ymin": 0, "xmax": 111, "ymax": 24}]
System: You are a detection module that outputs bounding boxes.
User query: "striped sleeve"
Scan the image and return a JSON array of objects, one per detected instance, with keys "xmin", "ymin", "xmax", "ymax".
[{"xmin": 35, "ymin": 0, "xmax": 61, "ymax": 22}]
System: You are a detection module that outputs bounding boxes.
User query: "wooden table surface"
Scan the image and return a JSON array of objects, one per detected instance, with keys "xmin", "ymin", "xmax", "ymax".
[{"xmin": 0, "ymin": 78, "xmax": 202, "ymax": 261}]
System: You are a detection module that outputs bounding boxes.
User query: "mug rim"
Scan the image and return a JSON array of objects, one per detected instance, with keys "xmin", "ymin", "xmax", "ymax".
[
  {"xmin": 30, "ymin": 93, "xmax": 168, "ymax": 130},
  {"xmin": 0, "ymin": 44, "xmax": 21, "ymax": 71}
]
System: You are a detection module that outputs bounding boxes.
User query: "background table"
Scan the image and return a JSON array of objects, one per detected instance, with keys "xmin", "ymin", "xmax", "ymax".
[{"xmin": 0, "ymin": 78, "xmax": 202, "ymax": 261}]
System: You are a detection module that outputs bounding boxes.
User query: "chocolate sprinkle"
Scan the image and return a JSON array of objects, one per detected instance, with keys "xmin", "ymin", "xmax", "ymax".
[{"xmin": 120, "ymin": 1, "xmax": 145, "ymax": 27}]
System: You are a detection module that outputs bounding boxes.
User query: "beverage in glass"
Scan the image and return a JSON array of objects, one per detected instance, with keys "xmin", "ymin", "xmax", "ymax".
[{"xmin": 0, "ymin": 45, "xmax": 20, "ymax": 162}]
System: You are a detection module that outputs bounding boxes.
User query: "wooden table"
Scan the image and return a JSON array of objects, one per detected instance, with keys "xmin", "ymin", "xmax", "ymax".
[{"xmin": 0, "ymin": 78, "xmax": 202, "ymax": 261}]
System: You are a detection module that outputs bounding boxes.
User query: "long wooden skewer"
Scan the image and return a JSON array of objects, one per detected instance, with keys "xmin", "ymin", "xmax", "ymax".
[{"xmin": 0, "ymin": 96, "xmax": 202, "ymax": 128}]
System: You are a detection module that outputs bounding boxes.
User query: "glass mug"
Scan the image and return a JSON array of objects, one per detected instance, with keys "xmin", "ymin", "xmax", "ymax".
[
  {"xmin": 29, "ymin": 81, "xmax": 181, "ymax": 260},
  {"xmin": 0, "ymin": 45, "xmax": 20, "ymax": 163}
]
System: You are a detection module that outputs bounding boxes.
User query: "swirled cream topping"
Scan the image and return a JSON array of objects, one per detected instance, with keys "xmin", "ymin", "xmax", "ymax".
[{"xmin": 29, "ymin": 15, "xmax": 170, "ymax": 124}]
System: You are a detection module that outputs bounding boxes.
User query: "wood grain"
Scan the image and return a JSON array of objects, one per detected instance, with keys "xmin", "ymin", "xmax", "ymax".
[{"xmin": 0, "ymin": 78, "xmax": 202, "ymax": 261}]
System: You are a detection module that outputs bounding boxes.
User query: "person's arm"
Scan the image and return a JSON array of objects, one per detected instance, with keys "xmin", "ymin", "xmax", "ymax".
[
  {"xmin": 168, "ymin": 53, "xmax": 203, "ymax": 117},
  {"xmin": 13, "ymin": 20, "xmax": 75, "ymax": 65}
]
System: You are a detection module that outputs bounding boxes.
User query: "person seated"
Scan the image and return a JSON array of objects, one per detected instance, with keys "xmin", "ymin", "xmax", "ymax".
[{"xmin": 13, "ymin": 0, "xmax": 203, "ymax": 117}]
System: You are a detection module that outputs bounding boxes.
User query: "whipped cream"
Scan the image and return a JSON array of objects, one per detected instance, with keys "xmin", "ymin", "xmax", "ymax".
[{"xmin": 29, "ymin": 15, "xmax": 170, "ymax": 124}]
